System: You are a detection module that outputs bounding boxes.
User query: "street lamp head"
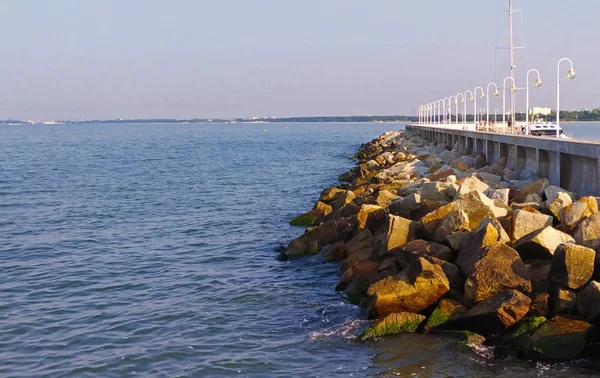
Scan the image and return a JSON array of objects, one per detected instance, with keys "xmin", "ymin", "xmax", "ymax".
[
  {"xmin": 534, "ymin": 78, "xmax": 543, "ymax": 87},
  {"xmin": 460, "ymin": 98, "xmax": 465, "ymax": 103},
  {"xmin": 493, "ymin": 89, "xmax": 500, "ymax": 96},
  {"xmin": 469, "ymin": 96, "xmax": 474, "ymax": 101},
  {"xmin": 510, "ymin": 85, "xmax": 517, "ymax": 93},
  {"xmin": 480, "ymin": 93, "xmax": 485, "ymax": 99},
  {"xmin": 567, "ymin": 68, "xmax": 576, "ymax": 80}
]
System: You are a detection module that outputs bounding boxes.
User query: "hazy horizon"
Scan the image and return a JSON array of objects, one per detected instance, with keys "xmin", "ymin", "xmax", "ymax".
[{"xmin": 1, "ymin": 0, "xmax": 598, "ymax": 120}]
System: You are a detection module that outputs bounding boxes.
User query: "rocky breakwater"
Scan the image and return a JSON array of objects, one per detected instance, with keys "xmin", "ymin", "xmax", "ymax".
[{"xmin": 283, "ymin": 130, "xmax": 600, "ymax": 361}]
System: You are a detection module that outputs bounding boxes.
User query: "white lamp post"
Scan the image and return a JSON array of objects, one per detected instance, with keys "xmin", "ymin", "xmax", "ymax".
[
  {"xmin": 474, "ymin": 87, "xmax": 485, "ymax": 128},
  {"xmin": 502, "ymin": 76, "xmax": 517, "ymax": 133},
  {"xmin": 443, "ymin": 97, "xmax": 450, "ymax": 124},
  {"xmin": 526, "ymin": 69, "xmax": 543, "ymax": 136},
  {"xmin": 456, "ymin": 93, "xmax": 465, "ymax": 125},
  {"xmin": 557, "ymin": 58, "xmax": 576, "ymax": 137},
  {"xmin": 486, "ymin": 82, "xmax": 500, "ymax": 127},
  {"xmin": 449, "ymin": 95, "xmax": 456, "ymax": 125},
  {"xmin": 464, "ymin": 90, "xmax": 474, "ymax": 128}
]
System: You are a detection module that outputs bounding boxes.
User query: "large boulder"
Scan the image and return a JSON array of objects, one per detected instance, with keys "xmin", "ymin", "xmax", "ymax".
[
  {"xmin": 485, "ymin": 188, "xmax": 510, "ymax": 205},
  {"xmin": 429, "ymin": 168, "xmax": 457, "ymax": 182},
  {"xmin": 420, "ymin": 181, "xmax": 457, "ymax": 203},
  {"xmin": 398, "ymin": 239, "xmax": 455, "ymax": 262},
  {"xmin": 362, "ymin": 312, "xmax": 426, "ymax": 340},
  {"xmin": 455, "ymin": 175, "xmax": 490, "ymax": 198},
  {"xmin": 512, "ymin": 226, "xmax": 575, "ymax": 260},
  {"xmin": 356, "ymin": 204, "xmax": 387, "ymax": 233},
  {"xmin": 549, "ymin": 243, "xmax": 595, "ymax": 289},
  {"xmin": 373, "ymin": 215, "xmax": 418, "ymax": 255},
  {"xmin": 319, "ymin": 187, "xmax": 346, "ymax": 203},
  {"xmin": 476, "ymin": 172, "xmax": 503, "ymax": 186},
  {"xmin": 576, "ymin": 281, "xmax": 600, "ymax": 324},
  {"xmin": 343, "ymin": 229, "xmax": 374, "ymax": 266},
  {"xmin": 455, "ymin": 219, "xmax": 510, "ymax": 275},
  {"xmin": 574, "ymin": 212, "xmax": 600, "ymax": 247},
  {"xmin": 367, "ymin": 257, "xmax": 450, "ymax": 318},
  {"xmin": 375, "ymin": 190, "xmax": 398, "ymax": 208},
  {"xmin": 319, "ymin": 241, "xmax": 346, "ymax": 262},
  {"xmin": 450, "ymin": 290, "xmax": 531, "ymax": 335},
  {"xmin": 463, "ymin": 243, "xmax": 532, "ymax": 304},
  {"xmin": 545, "ymin": 191, "xmax": 572, "ymax": 219},
  {"xmin": 559, "ymin": 201, "xmax": 593, "ymax": 231},
  {"xmin": 433, "ymin": 209, "xmax": 470, "ymax": 243},
  {"xmin": 549, "ymin": 284, "xmax": 576, "ymax": 315},
  {"xmin": 336, "ymin": 260, "xmax": 380, "ymax": 292},
  {"xmin": 423, "ymin": 299, "xmax": 468, "ymax": 332},
  {"xmin": 510, "ymin": 209, "xmax": 553, "ymax": 242},
  {"xmin": 521, "ymin": 316, "xmax": 594, "ymax": 360}
]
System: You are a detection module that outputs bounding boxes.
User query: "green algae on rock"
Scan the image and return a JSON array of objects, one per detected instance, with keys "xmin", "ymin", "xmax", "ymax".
[{"xmin": 362, "ymin": 312, "xmax": 426, "ymax": 340}]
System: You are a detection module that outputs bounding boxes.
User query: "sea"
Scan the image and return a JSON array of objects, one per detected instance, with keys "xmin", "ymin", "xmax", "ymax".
[{"xmin": 2, "ymin": 122, "xmax": 600, "ymax": 377}]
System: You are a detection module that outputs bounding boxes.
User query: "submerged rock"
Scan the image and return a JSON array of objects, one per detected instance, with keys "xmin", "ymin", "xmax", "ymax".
[{"xmin": 521, "ymin": 316, "xmax": 594, "ymax": 360}]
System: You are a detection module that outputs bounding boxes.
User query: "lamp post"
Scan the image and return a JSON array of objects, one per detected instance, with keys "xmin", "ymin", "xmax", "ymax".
[
  {"xmin": 502, "ymin": 76, "xmax": 517, "ymax": 133},
  {"xmin": 443, "ymin": 97, "xmax": 450, "ymax": 124},
  {"xmin": 495, "ymin": 109, "xmax": 499, "ymax": 126},
  {"xmin": 557, "ymin": 58, "xmax": 576, "ymax": 137},
  {"xmin": 474, "ymin": 87, "xmax": 485, "ymax": 128},
  {"xmin": 526, "ymin": 69, "xmax": 543, "ymax": 135},
  {"xmin": 449, "ymin": 95, "xmax": 456, "ymax": 125},
  {"xmin": 478, "ymin": 108, "xmax": 484, "ymax": 126},
  {"xmin": 456, "ymin": 93, "xmax": 465, "ymax": 125},
  {"xmin": 486, "ymin": 83, "xmax": 500, "ymax": 127},
  {"xmin": 464, "ymin": 90, "xmax": 474, "ymax": 128}
]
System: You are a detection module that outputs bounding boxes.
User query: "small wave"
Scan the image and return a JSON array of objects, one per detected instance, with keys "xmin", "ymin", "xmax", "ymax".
[{"xmin": 308, "ymin": 318, "xmax": 369, "ymax": 340}]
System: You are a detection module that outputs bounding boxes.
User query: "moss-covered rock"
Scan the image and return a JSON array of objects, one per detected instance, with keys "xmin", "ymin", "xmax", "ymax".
[
  {"xmin": 290, "ymin": 213, "xmax": 319, "ymax": 226},
  {"xmin": 423, "ymin": 299, "xmax": 468, "ymax": 332},
  {"xmin": 521, "ymin": 316, "xmax": 594, "ymax": 360},
  {"xmin": 362, "ymin": 312, "xmax": 426, "ymax": 340}
]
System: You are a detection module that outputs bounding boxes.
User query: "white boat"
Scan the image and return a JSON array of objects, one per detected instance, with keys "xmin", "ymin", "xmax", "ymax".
[{"xmin": 527, "ymin": 119, "xmax": 569, "ymax": 138}]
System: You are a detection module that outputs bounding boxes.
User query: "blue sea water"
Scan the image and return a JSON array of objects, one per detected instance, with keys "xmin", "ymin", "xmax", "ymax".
[{"xmin": 1, "ymin": 122, "xmax": 598, "ymax": 377}]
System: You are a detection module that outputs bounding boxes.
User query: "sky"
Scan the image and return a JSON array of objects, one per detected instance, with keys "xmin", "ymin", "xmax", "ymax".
[{"xmin": 0, "ymin": 0, "xmax": 598, "ymax": 120}]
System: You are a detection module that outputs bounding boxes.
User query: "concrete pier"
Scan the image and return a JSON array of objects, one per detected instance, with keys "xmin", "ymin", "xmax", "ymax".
[{"xmin": 405, "ymin": 124, "xmax": 600, "ymax": 196}]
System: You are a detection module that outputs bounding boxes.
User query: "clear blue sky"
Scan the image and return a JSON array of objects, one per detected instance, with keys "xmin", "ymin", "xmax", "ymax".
[{"xmin": 1, "ymin": 0, "xmax": 598, "ymax": 120}]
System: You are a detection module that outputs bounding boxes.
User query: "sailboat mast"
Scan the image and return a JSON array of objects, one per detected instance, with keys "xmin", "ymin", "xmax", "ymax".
[{"xmin": 509, "ymin": 0, "xmax": 516, "ymax": 128}]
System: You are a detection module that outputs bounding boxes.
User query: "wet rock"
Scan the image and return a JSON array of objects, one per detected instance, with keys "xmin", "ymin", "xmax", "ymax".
[
  {"xmin": 549, "ymin": 243, "xmax": 595, "ymax": 290},
  {"xmin": 423, "ymin": 299, "xmax": 468, "ymax": 332},
  {"xmin": 362, "ymin": 312, "xmax": 426, "ymax": 340},
  {"xmin": 521, "ymin": 316, "xmax": 594, "ymax": 360},
  {"xmin": 336, "ymin": 260, "xmax": 380, "ymax": 292},
  {"xmin": 512, "ymin": 226, "xmax": 575, "ymax": 260},
  {"xmin": 510, "ymin": 209, "xmax": 553, "ymax": 243},
  {"xmin": 286, "ymin": 236, "xmax": 309, "ymax": 257},
  {"xmin": 367, "ymin": 257, "xmax": 450, "ymax": 318},
  {"xmin": 576, "ymin": 281, "xmax": 600, "ymax": 324},
  {"xmin": 463, "ymin": 243, "xmax": 531, "ymax": 304},
  {"xmin": 373, "ymin": 215, "xmax": 418, "ymax": 255},
  {"xmin": 290, "ymin": 210, "xmax": 323, "ymax": 226},
  {"xmin": 451, "ymin": 290, "xmax": 531, "ymax": 335},
  {"xmin": 319, "ymin": 241, "xmax": 346, "ymax": 262}
]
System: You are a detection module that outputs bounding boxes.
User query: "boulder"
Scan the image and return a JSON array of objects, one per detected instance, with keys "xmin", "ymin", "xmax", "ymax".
[
  {"xmin": 530, "ymin": 293, "xmax": 550, "ymax": 317},
  {"xmin": 488, "ymin": 157, "xmax": 507, "ymax": 175},
  {"xmin": 549, "ymin": 243, "xmax": 595, "ymax": 289},
  {"xmin": 512, "ymin": 226, "xmax": 575, "ymax": 260},
  {"xmin": 286, "ymin": 236, "xmax": 310, "ymax": 257},
  {"xmin": 503, "ymin": 168, "xmax": 520, "ymax": 182},
  {"xmin": 289, "ymin": 210, "xmax": 322, "ymax": 226},
  {"xmin": 331, "ymin": 190, "xmax": 356, "ymax": 211},
  {"xmin": 510, "ymin": 209, "xmax": 553, "ymax": 242},
  {"xmin": 421, "ymin": 181, "xmax": 457, "ymax": 203},
  {"xmin": 362, "ymin": 312, "xmax": 426, "ymax": 340},
  {"xmin": 521, "ymin": 316, "xmax": 594, "ymax": 360},
  {"xmin": 344, "ymin": 229, "xmax": 374, "ymax": 259},
  {"xmin": 398, "ymin": 239, "xmax": 455, "ymax": 262},
  {"xmin": 455, "ymin": 219, "xmax": 510, "ymax": 275},
  {"xmin": 576, "ymin": 281, "xmax": 600, "ymax": 324},
  {"xmin": 373, "ymin": 215, "xmax": 418, "ymax": 255},
  {"xmin": 411, "ymin": 200, "xmax": 445, "ymax": 222},
  {"xmin": 476, "ymin": 172, "xmax": 503, "ymax": 185},
  {"xmin": 545, "ymin": 185, "xmax": 577, "ymax": 203},
  {"xmin": 559, "ymin": 201, "xmax": 593, "ymax": 231},
  {"xmin": 579, "ymin": 196, "xmax": 599, "ymax": 214},
  {"xmin": 521, "ymin": 179, "xmax": 550, "ymax": 197},
  {"xmin": 319, "ymin": 187, "xmax": 346, "ymax": 203},
  {"xmin": 433, "ymin": 209, "xmax": 470, "ymax": 243},
  {"xmin": 463, "ymin": 243, "xmax": 532, "ymax": 304},
  {"xmin": 367, "ymin": 257, "xmax": 450, "ymax": 318},
  {"xmin": 375, "ymin": 190, "xmax": 398, "ymax": 208},
  {"xmin": 423, "ymin": 299, "xmax": 468, "ymax": 332},
  {"xmin": 546, "ymin": 191, "xmax": 572, "ymax": 219},
  {"xmin": 574, "ymin": 212, "xmax": 600, "ymax": 247},
  {"xmin": 319, "ymin": 241, "xmax": 346, "ymax": 262},
  {"xmin": 336, "ymin": 260, "xmax": 380, "ymax": 292},
  {"xmin": 486, "ymin": 188, "xmax": 510, "ymax": 205},
  {"xmin": 519, "ymin": 168, "xmax": 539, "ymax": 181},
  {"xmin": 473, "ymin": 155, "xmax": 487, "ymax": 169},
  {"xmin": 451, "ymin": 290, "xmax": 531, "ymax": 335},
  {"xmin": 356, "ymin": 204, "xmax": 387, "ymax": 233},
  {"xmin": 314, "ymin": 201, "xmax": 333, "ymax": 216},
  {"xmin": 549, "ymin": 284, "xmax": 576, "ymax": 315},
  {"xmin": 455, "ymin": 176, "xmax": 489, "ymax": 198}
]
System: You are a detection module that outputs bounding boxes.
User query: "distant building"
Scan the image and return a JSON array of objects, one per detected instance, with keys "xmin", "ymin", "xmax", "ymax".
[{"xmin": 530, "ymin": 107, "xmax": 552, "ymax": 116}]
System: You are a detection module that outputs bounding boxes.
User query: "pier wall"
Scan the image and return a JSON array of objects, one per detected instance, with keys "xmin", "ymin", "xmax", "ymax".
[{"xmin": 405, "ymin": 124, "xmax": 600, "ymax": 196}]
